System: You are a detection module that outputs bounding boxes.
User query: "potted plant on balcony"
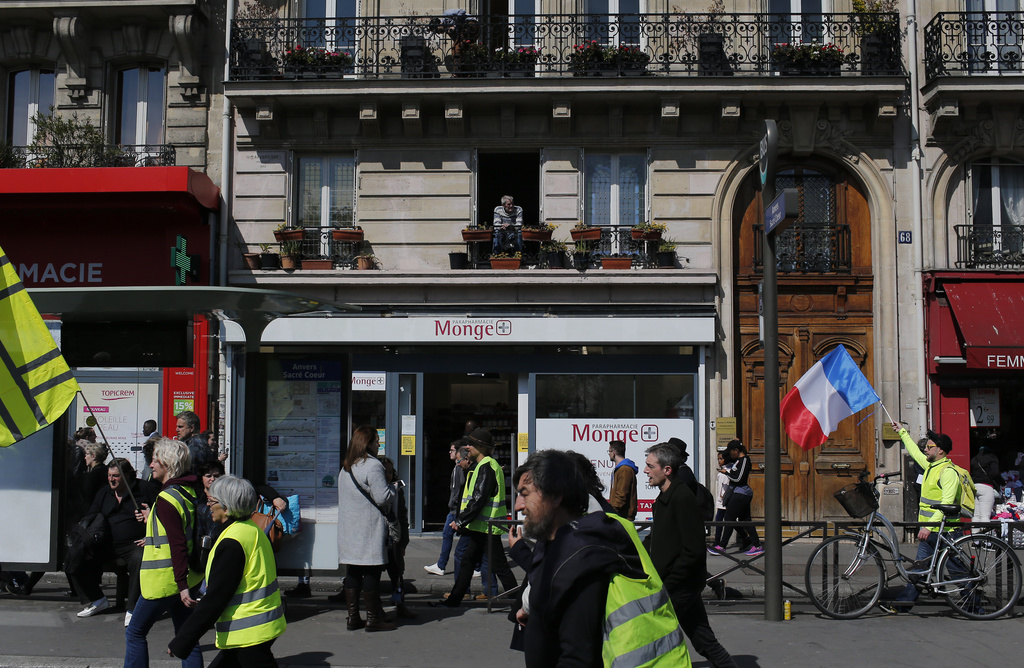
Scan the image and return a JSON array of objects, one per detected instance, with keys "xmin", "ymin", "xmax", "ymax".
[
  {"xmin": 630, "ymin": 221, "xmax": 666, "ymax": 241},
  {"xmin": 241, "ymin": 244, "xmax": 261, "ymax": 270},
  {"xmin": 355, "ymin": 254, "xmax": 378, "ymax": 270},
  {"xmin": 572, "ymin": 239, "xmax": 595, "ymax": 271},
  {"xmin": 283, "ymin": 45, "xmax": 353, "ymax": 78},
  {"xmin": 770, "ymin": 42, "xmax": 852, "ymax": 75},
  {"xmin": 455, "ymin": 40, "xmax": 491, "ymax": 76},
  {"xmin": 495, "ymin": 45, "xmax": 540, "ymax": 77},
  {"xmin": 462, "ymin": 224, "xmax": 493, "ymax": 243},
  {"xmin": 274, "ymin": 223, "xmax": 304, "ymax": 242},
  {"xmin": 606, "ymin": 44, "xmax": 651, "ymax": 76},
  {"xmin": 656, "ymin": 240, "xmax": 678, "ymax": 268},
  {"xmin": 541, "ymin": 240, "xmax": 567, "ymax": 269},
  {"xmin": 489, "ymin": 252, "xmax": 522, "ymax": 270},
  {"xmin": 258, "ymin": 243, "xmax": 280, "ymax": 269},
  {"xmin": 521, "ymin": 222, "xmax": 556, "ymax": 242},
  {"xmin": 570, "ymin": 40, "xmax": 610, "ymax": 76},
  {"xmin": 852, "ymin": 0, "xmax": 900, "ymax": 75},
  {"xmin": 331, "ymin": 225, "xmax": 364, "ymax": 242},
  {"xmin": 600, "ymin": 253, "xmax": 634, "ymax": 270},
  {"xmin": 570, "ymin": 221, "xmax": 602, "ymax": 242},
  {"xmin": 280, "ymin": 240, "xmax": 302, "ymax": 269}
]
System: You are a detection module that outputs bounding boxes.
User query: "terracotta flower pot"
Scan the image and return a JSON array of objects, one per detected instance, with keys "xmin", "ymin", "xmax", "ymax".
[
  {"xmin": 489, "ymin": 259, "xmax": 522, "ymax": 270},
  {"xmin": 631, "ymin": 229, "xmax": 662, "ymax": 241},
  {"xmin": 462, "ymin": 229, "xmax": 493, "ymax": 243},
  {"xmin": 356, "ymin": 256, "xmax": 375, "ymax": 270},
  {"xmin": 301, "ymin": 259, "xmax": 333, "ymax": 270},
  {"xmin": 570, "ymin": 227, "xmax": 602, "ymax": 242},
  {"xmin": 242, "ymin": 253, "xmax": 261, "ymax": 270},
  {"xmin": 274, "ymin": 229, "xmax": 305, "ymax": 242},
  {"xmin": 281, "ymin": 254, "xmax": 301, "ymax": 269},
  {"xmin": 521, "ymin": 228, "xmax": 553, "ymax": 242},
  {"xmin": 601, "ymin": 257, "xmax": 632, "ymax": 270},
  {"xmin": 331, "ymin": 228, "xmax": 364, "ymax": 242}
]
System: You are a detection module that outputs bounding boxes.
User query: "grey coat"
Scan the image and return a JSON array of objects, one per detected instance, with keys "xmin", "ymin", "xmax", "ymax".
[{"xmin": 337, "ymin": 456, "xmax": 395, "ymax": 566}]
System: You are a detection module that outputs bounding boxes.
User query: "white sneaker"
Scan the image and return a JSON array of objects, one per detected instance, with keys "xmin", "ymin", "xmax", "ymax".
[
  {"xmin": 124, "ymin": 611, "xmax": 133, "ymax": 627},
  {"xmin": 77, "ymin": 597, "xmax": 109, "ymax": 618},
  {"xmin": 473, "ymin": 570, "xmax": 481, "ymax": 578},
  {"xmin": 423, "ymin": 564, "xmax": 445, "ymax": 576}
]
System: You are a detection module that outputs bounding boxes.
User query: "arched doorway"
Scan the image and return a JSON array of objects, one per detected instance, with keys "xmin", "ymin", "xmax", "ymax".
[{"xmin": 732, "ymin": 161, "xmax": 876, "ymax": 523}]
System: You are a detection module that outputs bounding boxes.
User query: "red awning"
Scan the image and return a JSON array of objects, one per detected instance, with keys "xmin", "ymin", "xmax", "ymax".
[
  {"xmin": 945, "ymin": 281, "xmax": 1024, "ymax": 370},
  {"xmin": 0, "ymin": 166, "xmax": 219, "ymax": 213}
]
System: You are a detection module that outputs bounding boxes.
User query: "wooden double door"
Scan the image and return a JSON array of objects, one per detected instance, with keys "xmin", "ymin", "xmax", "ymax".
[{"xmin": 733, "ymin": 163, "xmax": 876, "ymax": 523}]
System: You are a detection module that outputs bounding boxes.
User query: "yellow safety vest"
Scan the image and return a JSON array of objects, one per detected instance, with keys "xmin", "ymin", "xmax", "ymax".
[
  {"xmin": 602, "ymin": 513, "xmax": 691, "ymax": 668},
  {"xmin": 919, "ymin": 458, "xmax": 961, "ymax": 531},
  {"xmin": 139, "ymin": 486, "xmax": 203, "ymax": 599},
  {"xmin": 460, "ymin": 456, "xmax": 507, "ymax": 535},
  {"xmin": 209, "ymin": 520, "xmax": 286, "ymax": 649}
]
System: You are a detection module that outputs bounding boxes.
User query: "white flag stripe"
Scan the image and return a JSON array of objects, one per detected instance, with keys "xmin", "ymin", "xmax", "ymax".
[{"xmin": 794, "ymin": 364, "xmax": 855, "ymax": 434}]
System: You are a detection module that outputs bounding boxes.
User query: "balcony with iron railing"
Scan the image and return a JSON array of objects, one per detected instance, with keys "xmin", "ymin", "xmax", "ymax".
[
  {"xmin": 0, "ymin": 144, "xmax": 176, "ymax": 169},
  {"xmin": 229, "ymin": 13, "xmax": 903, "ymax": 82},
  {"xmin": 925, "ymin": 12, "xmax": 1024, "ymax": 80},
  {"xmin": 954, "ymin": 224, "xmax": 1024, "ymax": 270},
  {"xmin": 753, "ymin": 223, "xmax": 852, "ymax": 273}
]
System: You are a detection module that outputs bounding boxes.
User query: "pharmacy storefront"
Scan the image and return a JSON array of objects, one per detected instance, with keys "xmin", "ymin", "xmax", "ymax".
[{"xmin": 229, "ymin": 314, "xmax": 714, "ymax": 573}]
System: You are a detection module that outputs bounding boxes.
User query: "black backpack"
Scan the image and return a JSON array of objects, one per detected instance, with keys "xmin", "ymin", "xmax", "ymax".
[{"xmin": 693, "ymin": 482, "xmax": 715, "ymax": 522}]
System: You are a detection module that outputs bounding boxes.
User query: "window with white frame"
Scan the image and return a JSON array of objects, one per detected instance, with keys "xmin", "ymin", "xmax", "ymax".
[
  {"xmin": 967, "ymin": 158, "xmax": 1024, "ymax": 255},
  {"xmin": 584, "ymin": 0, "xmax": 642, "ymax": 47},
  {"xmin": 769, "ymin": 0, "xmax": 829, "ymax": 46},
  {"xmin": 6, "ymin": 68, "xmax": 55, "ymax": 144},
  {"xmin": 297, "ymin": 156, "xmax": 356, "ymax": 228},
  {"xmin": 115, "ymin": 67, "xmax": 165, "ymax": 146},
  {"xmin": 510, "ymin": 0, "xmax": 538, "ymax": 48},
  {"xmin": 966, "ymin": 0, "xmax": 1022, "ymax": 73},
  {"xmin": 584, "ymin": 152, "xmax": 647, "ymax": 229},
  {"xmin": 303, "ymin": 0, "xmax": 358, "ymax": 52}
]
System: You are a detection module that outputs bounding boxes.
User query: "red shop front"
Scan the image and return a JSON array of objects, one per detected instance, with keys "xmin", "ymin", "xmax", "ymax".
[
  {"xmin": 0, "ymin": 166, "xmax": 221, "ymax": 445},
  {"xmin": 923, "ymin": 272, "xmax": 1024, "ymax": 469}
]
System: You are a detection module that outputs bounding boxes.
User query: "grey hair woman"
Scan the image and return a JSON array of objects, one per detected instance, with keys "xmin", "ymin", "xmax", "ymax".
[{"xmin": 169, "ymin": 474, "xmax": 286, "ymax": 665}]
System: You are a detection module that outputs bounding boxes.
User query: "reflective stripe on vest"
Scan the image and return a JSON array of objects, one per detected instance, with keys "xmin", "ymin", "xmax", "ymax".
[
  {"xmin": 209, "ymin": 520, "xmax": 286, "ymax": 649},
  {"xmin": 460, "ymin": 456, "xmax": 507, "ymax": 535},
  {"xmin": 918, "ymin": 459, "xmax": 959, "ymax": 531},
  {"xmin": 601, "ymin": 513, "xmax": 691, "ymax": 668},
  {"xmin": 139, "ymin": 486, "xmax": 202, "ymax": 599}
]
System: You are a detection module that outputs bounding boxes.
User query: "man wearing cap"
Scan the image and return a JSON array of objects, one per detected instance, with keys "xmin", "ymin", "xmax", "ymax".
[
  {"xmin": 439, "ymin": 428, "xmax": 518, "ymax": 607},
  {"xmin": 607, "ymin": 440, "xmax": 638, "ymax": 520},
  {"xmin": 885, "ymin": 424, "xmax": 964, "ymax": 613}
]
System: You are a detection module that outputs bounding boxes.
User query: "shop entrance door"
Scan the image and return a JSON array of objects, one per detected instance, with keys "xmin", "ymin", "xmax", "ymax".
[{"xmin": 420, "ymin": 372, "xmax": 519, "ymax": 531}]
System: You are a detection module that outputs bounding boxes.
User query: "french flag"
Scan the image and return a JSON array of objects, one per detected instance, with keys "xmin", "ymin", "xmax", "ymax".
[{"xmin": 780, "ymin": 346, "xmax": 879, "ymax": 451}]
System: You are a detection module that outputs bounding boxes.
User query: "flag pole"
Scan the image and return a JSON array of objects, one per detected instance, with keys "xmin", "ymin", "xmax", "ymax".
[
  {"xmin": 77, "ymin": 391, "xmax": 139, "ymax": 510},
  {"xmin": 880, "ymin": 402, "xmax": 897, "ymax": 427}
]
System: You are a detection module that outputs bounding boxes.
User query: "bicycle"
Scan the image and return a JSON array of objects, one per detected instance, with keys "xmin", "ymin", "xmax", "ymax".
[{"xmin": 804, "ymin": 470, "xmax": 1022, "ymax": 620}]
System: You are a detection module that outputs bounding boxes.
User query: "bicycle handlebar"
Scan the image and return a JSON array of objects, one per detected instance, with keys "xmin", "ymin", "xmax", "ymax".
[{"xmin": 859, "ymin": 470, "xmax": 902, "ymax": 483}]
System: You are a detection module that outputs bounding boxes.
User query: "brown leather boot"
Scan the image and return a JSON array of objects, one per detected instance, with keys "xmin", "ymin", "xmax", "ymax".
[
  {"xmin": 345, "ymin": 588, "xmax": 365, "ymax": 630},
  {"xmin": 363, "ymin": 591, "xmax": 396, "ymax": 632}
]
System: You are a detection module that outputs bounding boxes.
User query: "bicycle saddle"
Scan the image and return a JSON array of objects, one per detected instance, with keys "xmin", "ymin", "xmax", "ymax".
[{"xmin": 929, "ymin": 503, "xmax": 961, "ymax": 517}]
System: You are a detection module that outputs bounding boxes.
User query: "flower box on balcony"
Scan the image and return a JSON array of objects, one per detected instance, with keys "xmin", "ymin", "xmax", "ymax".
[
  {"xmin": 570, "ymin": 227, "xmax": 602, "ymax": 242},
  {"xmin": 521, "ymin": 227, "xmax": 553, "ymax": 242},
  {"xmin": 331, "ymin": 227, "xmax": 364, "ymax": 242},
  {"xmin": 462, "ymin": 228, "xmax": 494, "ymax": 243},
  {"xmin": 489, "ymin": 258, "xmax": 522, "ymax": 270},
  {"xmin": 274, "ymin": 227, "xmax": 304, "ymax": 242},
  {"xmin": 301, "ymin": 259, "xmax": 333, "ymax": 270},
  {"xmin": 630, "ymin": 229, "xmax": 662, "ymax": 241},
  {"xmin": 601, "ymin": 256, "xmax": 633, "ymax": 270}
]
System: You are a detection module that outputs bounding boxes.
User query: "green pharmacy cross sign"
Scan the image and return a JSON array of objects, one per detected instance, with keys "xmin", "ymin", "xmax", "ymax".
[{"xmin": 170, "ymin": 235, "xmax": 201, "ymax": 286}]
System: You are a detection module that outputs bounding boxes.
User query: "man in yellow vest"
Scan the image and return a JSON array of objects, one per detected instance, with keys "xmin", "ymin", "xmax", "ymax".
[
  {"xmin": 510, "ymin": 449, "xmax": 690, "ymax": 667},
  {"xmin": 884, "ymin": 423, "xmax": 963, "ymax": 613},
  {"xmin": 437, "ymin": 428, "xmax": 518, "ymax": 607}
]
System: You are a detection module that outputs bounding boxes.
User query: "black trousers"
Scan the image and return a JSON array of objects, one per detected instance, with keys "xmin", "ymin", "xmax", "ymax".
[
  {"xmin": 208, "ymin": 639, "xmax": 278, "ymax": 668},
  {"xmin": 719, "ymin": 493, "xmax": 760, "ymax": 549},
  {"xmin": 447, "ymin": 531, "xmax": 517, "ymax": 605},
  {"xmin": 343, "ymin": 563, "xmax": 383, "ymax": 593},
  {"xmin": 670, "ymin": 588, "xmax": 736, "ymax": 668},
  {"xmin": 69, "ymin": 541, "xmax": 143, "ymax": 609}
]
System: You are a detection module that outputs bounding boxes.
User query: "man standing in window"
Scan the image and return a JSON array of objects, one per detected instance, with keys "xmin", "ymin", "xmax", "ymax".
[
  {"xmin": 606, "ymin": 440, "xmax": 638, "ymax": 520},
  {"xmin": 492, "ymin": 195, "xmax": 523, "ymax": 255}
]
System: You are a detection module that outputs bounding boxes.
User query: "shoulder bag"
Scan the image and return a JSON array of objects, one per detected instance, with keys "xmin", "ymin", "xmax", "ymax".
[{"xmin": 348, "ymin": 468, "xmax": 400, "ymax": 547}]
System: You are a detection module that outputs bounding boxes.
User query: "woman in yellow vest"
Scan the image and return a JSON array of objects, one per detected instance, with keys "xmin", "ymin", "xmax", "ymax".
[
  {"xmin": 168, "ymin": 475, "xmax": 286, "ymax": 666},
  {"xmin": 125, "ymin": 438, "xmax": 204, "ymax": 668}
]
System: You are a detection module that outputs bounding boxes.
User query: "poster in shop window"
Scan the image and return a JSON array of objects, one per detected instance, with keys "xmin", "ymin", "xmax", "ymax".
[
  {"xmin": 266, "ymin": 361, "xmax": 343, "ymax": 529},
  {"xmin": 534, "ymin": 418, "xmax": 695, "ymax": 523}
]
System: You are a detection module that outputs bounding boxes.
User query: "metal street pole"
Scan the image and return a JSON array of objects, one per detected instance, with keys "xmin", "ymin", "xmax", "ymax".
[{"xmin": 759, "ymin": 120, "xmax": 783, "ymax": 621}]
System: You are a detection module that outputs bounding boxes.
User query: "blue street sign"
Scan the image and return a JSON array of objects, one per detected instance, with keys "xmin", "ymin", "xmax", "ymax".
[{"xmin": 764, "ymin": 188, "xmax": 799, "ymax": 235}]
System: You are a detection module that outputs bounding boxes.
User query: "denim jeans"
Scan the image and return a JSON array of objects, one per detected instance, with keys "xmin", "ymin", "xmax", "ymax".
[
  {"xmin": 125, "ymin": 593, "xmax": 203, "ymax": 668},
  {"xmin": 895, "ymin": 529, "xmax": 963, "ymax": 605},
  {"xmin": 453, "ymin": 533, "xmax": 497, "ymax": 596},
  {"xmin": 436, "ymin": 511, "xmax": 457, "ymax": 570}
]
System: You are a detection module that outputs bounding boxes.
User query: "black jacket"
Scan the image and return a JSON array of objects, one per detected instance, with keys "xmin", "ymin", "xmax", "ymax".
[
  {"xmin": 87, "ymin": 480, "xmax": 157, "ymax": 546},
  {"xmin": 971, "ymin": 451, "xmax": 1000, "ymax": 488},
  {"xmin": 523, "ymin": 511, "xmax": 647, "ymax": 668},
  {"xmin": 648, "ymin": 479, "xmax": 707, "ymax": 595}
]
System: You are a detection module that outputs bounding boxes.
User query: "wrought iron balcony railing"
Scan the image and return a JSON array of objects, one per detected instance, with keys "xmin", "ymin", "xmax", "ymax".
[
  {"xmin": 753, "ymin": 224, "xmax": 852, "ymax": 274},
  {"xmin": 954, "ymin": 224, "xmax": 1024, "ymax": 269},
  {"xmin": 280, "ymin": 225, "xmax": 362, "ymax": 268},
  {"xmin": 1, "ymin": 144, "xmax": 176, "ymax": 169},
  {"xmin": 925, "ymin": 12, "xmax": 1024, "ymax": 80},
  {"xmin": 230, "ymin": 13, "xmax": 903, "ymax": 81}
]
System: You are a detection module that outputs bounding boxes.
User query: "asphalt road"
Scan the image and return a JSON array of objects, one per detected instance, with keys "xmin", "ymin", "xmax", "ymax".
[{"xmin": 1, "ymin": 581, "xmax": 1021, "ymax": 668}]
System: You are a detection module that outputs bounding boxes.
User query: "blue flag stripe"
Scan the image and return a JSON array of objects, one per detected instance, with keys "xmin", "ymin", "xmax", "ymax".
[{"xmin": 820, "ymin": 346, "xmax": 879, "ymax": 414}]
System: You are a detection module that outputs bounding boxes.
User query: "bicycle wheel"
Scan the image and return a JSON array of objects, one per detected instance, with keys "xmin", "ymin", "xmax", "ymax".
[
  {"xmin": 805, "ymin": 535, "xmax": 884, "ymax": 619},
  {"xmin": 938, "ymin": 534, "xmax": 1022, "ymax": 620}
]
